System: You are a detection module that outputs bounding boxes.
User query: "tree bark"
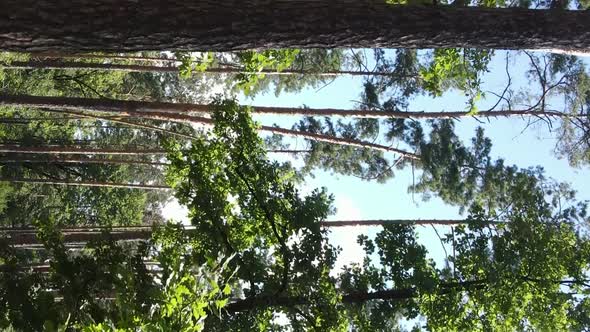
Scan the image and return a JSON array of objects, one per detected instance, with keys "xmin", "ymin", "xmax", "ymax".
[
  {"xmin": 225, "ymin": 279, "xmax": 489, "ymax": 312},
  {"xmin": 32, "ymin": 52, "xmax": 180, "ymax": 63},
  {"xmin": 1, "ymin": 93, "xmax": 580, "ymax": 120},
  {"xmin": 0, "ymin": 178, "xmax": 170, "ymax": 190},
  {"xmin": 318, "ymin": 219, "xmax": 498, "ymax": 227},
  {"xmin": 2, "ymin": 60, "xmax": 402, "ymax": 77},
  {"xmin": 0, "ymin": 144, "xmax": 168, "ymax": 155},
  {"xmin": 0, "ymin": 156, "xmax": 168, "ymax": 166},
  {"xmin": 1, "ymin": 2, "xmax": 589, "ymax": 52},
  {"xmin": 0, "ymin": 219, "xmax": 481, "ymax": 246},
  {"xmin": 0, "ymin": 94, "xmax": 420, "ymax": 159},
  {"xmin": 46, "ymin": 108, "xmax": 200, "ymax": 141},
  {"xmin": 5, "ymin": 229, "xmax": 153, "ymax": 246},
  {"xmin": 0, "ymin": 144, "xmax": 311, "ymax": 156},
  {"xmin": 1, "ymin": 225, "xmax": 197, "ymax": 246}
]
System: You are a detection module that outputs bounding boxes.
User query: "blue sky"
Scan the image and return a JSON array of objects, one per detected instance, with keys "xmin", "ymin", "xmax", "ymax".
[{"xmin": 243, "ymin": 49, "xmax": 590, "ymax": 270}]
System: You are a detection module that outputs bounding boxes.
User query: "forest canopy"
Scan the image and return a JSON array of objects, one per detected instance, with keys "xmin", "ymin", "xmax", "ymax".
[{"xmin": 0, "ymin": 1, "xmax": 590, "ymax": 331}]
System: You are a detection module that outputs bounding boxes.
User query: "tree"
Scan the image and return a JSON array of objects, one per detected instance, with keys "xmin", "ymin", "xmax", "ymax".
[
  {"xmin": 0, "ymin": 223, "xmax": 233, "ymax": 331},
  {"xmin": 164, "ymin": 99, "xmax": 590, "ymax": 330},
  {"xmin": 0, "ymin": 54, "xmax": 205, "ymax": 227},
  {"xmin": 2, "ymin": 3, "xmax": 590, "ymax": 52},
  {"xmin": 1, "ymin": 99, "xmax": 588, "ymax": 330},
  {"xmin": 0, "ymin": 94, "xmax": 418, "ymax": 158}
]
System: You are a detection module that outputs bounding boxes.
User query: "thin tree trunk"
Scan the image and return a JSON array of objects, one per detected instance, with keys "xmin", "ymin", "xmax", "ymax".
[
  {"xmin": 43, "ymin": 108, "xmax": 200, "ymax": 141},
  {"xmin": 259, "ymin": 124, "xmax": 419, "ymax": 159},
  {"xmin": 0, "ymin": 116, "xmax": 83, "ymax": 123},
  {"xmin": 0, "ymin": 178, "xmax": 169, "ymax": 190},
  {"xmin": 318, "ymin": 219, "xmax": 498, "ymax": 227},
  {"xmin": 5, "ymin": 229, "xmax": 153, "ymax": 246},
  {"xmin": 131, "ymin": 111, "xmax": 419, "ymax": 158},
  {"xmin": 1, "ymin": 2, "xmax": 589, "ymax": 52},
  {"xmin": 1, "ymin": 93, "xmax": 581, "ymax": 120},
  {"xmin": 0, "ymin": 220, "xmax": 480, "ymax": 246},
  {"xmin": 2, "ymin": 59, "xmax": 408, "ymax": 77},
  {"xmin": 2, "ymin": 225, "xmax": 199, "ymax": 246},
  {"xmin": 0, "ymin": 94, "xmax": 419, "ymax": 159},
  {"xmin": 0, "ymin": 156, "xmax": 168, "ymax": 166},
  {"xmin": 0, "ymin": 145, "xmax": 309, "ymax": 156},
  {"xmin": 31, "ymin": 52, "xmax": 180, "ymax": 63},
  {"xmin": 0, "ymin": 262, "xmax": 161, "ymax": 273},
  {"xmin": 225, "ymin": 280, "xmax": 489, "ymax": 312},
  {"xmin": 0, "ymin": 145, "xmax": 168, "ymax": 155}
]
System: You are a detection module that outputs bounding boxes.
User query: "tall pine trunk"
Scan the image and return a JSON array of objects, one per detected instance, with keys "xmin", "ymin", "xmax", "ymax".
[
  {"xmin": 0, "ymin": 94, "xmax": 578, "ymax": 120},
  {"xmin": 0, "ymin": 144, "xmax": 168, "ymax": 155},
  {"xmin": 1, "ymin": 219, "xmax": 478, "ymax": 245},
  {"xmin": 0, "ymin": 155, "xmax": 168, "ymax": 166},
  {"xmin": 0, "ymin": 178, "xmax": 169, "ymax": 190},
  {"xmin": 1, "ymin": 2, "xmax": 589, "ymax": 52},
  {"xmin": 0, "ymin": 94, "xmax": 420, "ymax": 159},
  {"xmin": 2, "ymin": 60, "xmax": 400, "ymax": 77}
]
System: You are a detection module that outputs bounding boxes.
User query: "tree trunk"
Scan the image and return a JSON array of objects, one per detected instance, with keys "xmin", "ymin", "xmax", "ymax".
[
  {"xmin": 0, "ymin": 144, "xmax": 168, "ymax": 155},
  {"xmin": 225, "ymin": 280, "xmax": 489, "ymax": 312},
  {"xmin": 1, "ymin": 2, "xmax": 589, "ymax": 52},
  {"xmin": 32, "ymin": 52, "xmax": 179, "ymax": 63},
  {"xmin": 318, "ymin": 219, "xmax": 498, "ymax": 227},
  {"xmin": 5, "ymin": 229, "xmax": 153, "ymax": 246},
  {"xmin": 0, "ymin": 156, "xmax": 168, "ymax": 166},
  {"xmin": 47, "ymin": 108, "xmax": 200, "ymax": 141},
  {"xmin": 0, "ymin": 94, "xmax": 420, "ymax": 159},
  {"xmin": 0, "ymin": 219, "xmax": 479, "ymax": 246},
  {"xmin": 0, "ymin": 178, "xmax": 169, "ymax": 190},
  {"xmin": 2, "ymin": 60, "xmax": 403, "ymax": 77},
  {"xmin": 0, "ymin": 144, "xmax": 311, "ymax": 156},
  {"xmin": 1, "ymin": 93, "xmax": 580, "ymax": 120}
]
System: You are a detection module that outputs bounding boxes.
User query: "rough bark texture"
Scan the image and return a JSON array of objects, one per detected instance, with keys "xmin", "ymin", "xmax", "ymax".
[{"xmin": 1, "ymin": 1, "xmax": 589, "ymax": 52}]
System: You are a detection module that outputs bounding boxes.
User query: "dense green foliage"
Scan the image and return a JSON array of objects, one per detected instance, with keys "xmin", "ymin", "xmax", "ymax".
[{"xmin": 0, "ymin": 20, "xmax": 589, "ymax": 329}]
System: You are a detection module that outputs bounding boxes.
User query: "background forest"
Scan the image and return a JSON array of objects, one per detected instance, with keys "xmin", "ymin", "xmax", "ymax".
[{"xmin": 1, "ymin": 0, "xmax": 590, "ymax": 331}]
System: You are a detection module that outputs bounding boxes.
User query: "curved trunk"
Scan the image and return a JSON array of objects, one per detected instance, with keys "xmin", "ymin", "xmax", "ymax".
[{"xmin": 1, "ymin": 2, "xmax": 589, "ymax": 52}]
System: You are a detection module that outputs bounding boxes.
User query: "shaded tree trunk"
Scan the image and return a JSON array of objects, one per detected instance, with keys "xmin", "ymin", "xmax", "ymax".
[
  {"xmin": 1, "ymin": 93, "xmax": 580, "ymax": 120},
  {"xmin": 1, "ymin": 2, "xmax": 589, "ymax": 52},
  {"xmin": 2, "ymin": 60, "xmax": 403, "ymax": 77},
  {"xmin": 0, "ymin": 178, "xmax": 170, "ymax": 190},
  {"xmin": 0, "ymin": 144, "xmax": 310, "ymax": 156},
  {"xmin": 0, "ymin": 155, "xmax": 168, "ymax": 166},
  {"xmin": 5, "ymin": 228, "xmax": 153, "ymax": 246},
  {"xmin": 226, "ymin": 280, "xmax": 489, "ymax": 312},
  {"xmin": 0, "ymin": 219, "xmax": 480, "ymax": 246},
  {"xmin": 48, "ymin": 108, "xmax": 200, "ymax": 141},
  {"xmin": 32, "ymin": 52, "xmax": 180, "ymax": 63},
  {"xmin": 0, "ymin": 144, "xmax": 168, "ymax": 155},
  {"xmin": 318, "ymin": 219, "xmax": 499, "ymax": 227}
]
